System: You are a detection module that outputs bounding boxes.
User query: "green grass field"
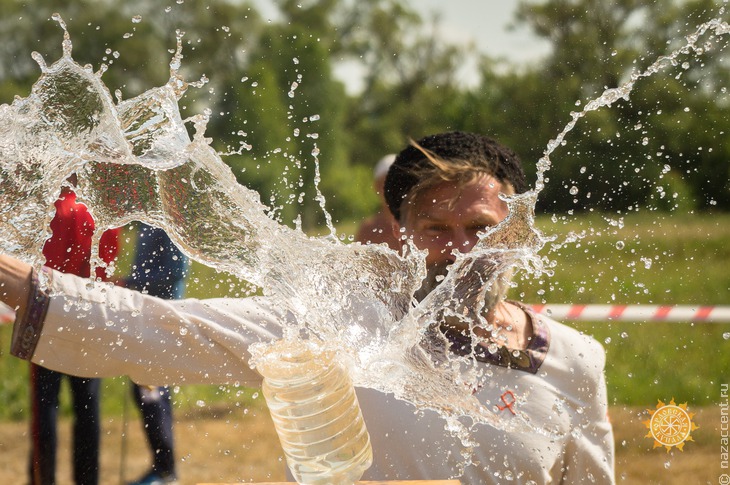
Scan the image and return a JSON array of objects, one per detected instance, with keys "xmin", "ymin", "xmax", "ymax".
[
  {"xmin": 519, "ymin": 211, "xmax": 730, "ymax": 406},
  {"xmin": 0, "ymin": 211, "xmax": 728, "ymax": 420}
]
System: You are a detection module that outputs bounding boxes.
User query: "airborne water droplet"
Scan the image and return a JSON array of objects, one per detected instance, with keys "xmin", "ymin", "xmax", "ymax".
[{"xmin": 615, "ymin": 241, "xmax": 625, "ymax": 250}]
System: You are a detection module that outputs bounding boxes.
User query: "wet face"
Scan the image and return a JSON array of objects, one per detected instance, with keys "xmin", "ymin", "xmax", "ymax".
[{"xmin": 398, "ymin": 174, "xmax": 510, "ymax": 298}]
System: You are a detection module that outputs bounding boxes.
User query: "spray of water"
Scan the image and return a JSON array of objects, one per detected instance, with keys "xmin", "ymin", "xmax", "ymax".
[
  {"xmin": 534, "ymin": 15, "xmax": 730, "ymax": 193},
  {"xmin": 0, "ymin": 12, "xmax": 728, "ymax": 441}
]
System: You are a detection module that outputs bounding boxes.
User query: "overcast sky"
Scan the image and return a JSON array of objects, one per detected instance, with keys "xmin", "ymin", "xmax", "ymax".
[
  {"xmin": 251, "ymin": 0, "xmax": 551, "ymax": 92},
  {"xmin": 415, "ymin": 0, "xmax": 550, "ymax": 62}
]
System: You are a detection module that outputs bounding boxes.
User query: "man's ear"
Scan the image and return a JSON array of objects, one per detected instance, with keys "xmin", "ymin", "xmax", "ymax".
[{"xmin": 391, "ymin": 220, "xmax": 403, "ymax": 245}]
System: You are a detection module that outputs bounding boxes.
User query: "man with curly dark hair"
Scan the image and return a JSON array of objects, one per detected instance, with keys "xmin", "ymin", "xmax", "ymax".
[{"xmin": 356, "ymin": 131, "xmax": 614, "ymax": 483}]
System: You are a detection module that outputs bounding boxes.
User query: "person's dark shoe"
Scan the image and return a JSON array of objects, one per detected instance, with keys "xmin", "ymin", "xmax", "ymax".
[{"xmin": 126, "ymin": 470, "xmax": 178, "ymax": 485}]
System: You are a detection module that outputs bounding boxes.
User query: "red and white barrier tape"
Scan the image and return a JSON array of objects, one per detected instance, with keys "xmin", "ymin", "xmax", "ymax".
[
  {"xmin": 1, "ymin": 304, "xmax": 729, "ymax": 324},
  {"xmin": 0, "ymin": 304, "xmax": 14, "ymax": 324},
  {"xmin": 531, "ymin": 304, "xmax": 730, "ymax": 322}
]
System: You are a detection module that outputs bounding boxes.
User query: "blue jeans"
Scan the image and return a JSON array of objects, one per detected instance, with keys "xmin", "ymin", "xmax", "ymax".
[
  {"xmin": 29, "ymin": 364, "xmax": 100, "ymax": 485},
  {"xmin": 132, "ymin": 384, "xmax": 176, "ymax": 476}
]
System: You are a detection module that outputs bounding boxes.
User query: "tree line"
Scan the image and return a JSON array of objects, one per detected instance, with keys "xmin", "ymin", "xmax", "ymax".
[{"xmin": 0, "ymin": 0, "xmax": 727, "ymax": 230}]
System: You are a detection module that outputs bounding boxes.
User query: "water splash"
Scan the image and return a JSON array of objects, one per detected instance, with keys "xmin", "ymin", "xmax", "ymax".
[{"xmin": 1, "ymin": 14, "xmax": 480, "ymax": 425}]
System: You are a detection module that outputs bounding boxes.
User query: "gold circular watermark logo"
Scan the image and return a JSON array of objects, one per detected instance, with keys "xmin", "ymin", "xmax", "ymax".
[{"xmin": 643, "ymin": 398, "xmax": 698, "ymax": 452}]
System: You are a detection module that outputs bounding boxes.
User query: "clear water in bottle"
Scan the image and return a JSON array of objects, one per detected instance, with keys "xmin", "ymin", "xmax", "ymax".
[{"xmin": 254, "ymin": 339, "xmax": 373, "ymax": 485}]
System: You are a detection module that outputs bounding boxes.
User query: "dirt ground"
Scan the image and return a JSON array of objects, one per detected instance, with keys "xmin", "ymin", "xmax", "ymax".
[
  {"xmin": 0, "ymin": 403, "xmax": 287, "ymax": 485},
  {"xmin": 0, "ymin": 404, "xmax": 724, "ymax": 484}
]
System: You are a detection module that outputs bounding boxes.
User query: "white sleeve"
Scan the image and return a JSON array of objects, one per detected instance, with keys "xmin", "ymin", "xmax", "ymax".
[
  {"xmin": 562, "ymin": 343, "xmax": 616, "ymax": 484},
  {"xmin": 30, "ymin": 270, "xmax": 285, "ymax": 386}
]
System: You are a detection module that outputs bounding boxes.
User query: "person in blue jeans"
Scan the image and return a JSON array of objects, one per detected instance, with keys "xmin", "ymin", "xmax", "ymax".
[
  {"xmin": 124, "ymin": 224, "xmax": 188, "ymax": 485},
  {"xmin": 30, "ymin": 184, "xmax": 121, "ymax": 485}
]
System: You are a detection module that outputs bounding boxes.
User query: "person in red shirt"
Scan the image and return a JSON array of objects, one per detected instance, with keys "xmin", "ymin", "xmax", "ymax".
[{"xmin": 30, "ymin": 183, "xmax": 120, "ymax": 485}]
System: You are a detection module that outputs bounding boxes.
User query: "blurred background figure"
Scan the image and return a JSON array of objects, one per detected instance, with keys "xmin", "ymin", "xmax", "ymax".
[
  {"xmin": 123, "ymin": 224, "xmax": 189, "ymax": 485},
  {"xmin": 355, "ymin": 154, "xmax": 401, "ymax": 250},
  {"xmin": 31, "ymin": 181, "xmax": 121, "ymax": 485}
]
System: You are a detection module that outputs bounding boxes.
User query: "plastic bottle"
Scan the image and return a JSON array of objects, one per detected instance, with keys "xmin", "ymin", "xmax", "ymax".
[{"xmin": 254, "ymin": 339, "xmax": 372, "ymax": 485}]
